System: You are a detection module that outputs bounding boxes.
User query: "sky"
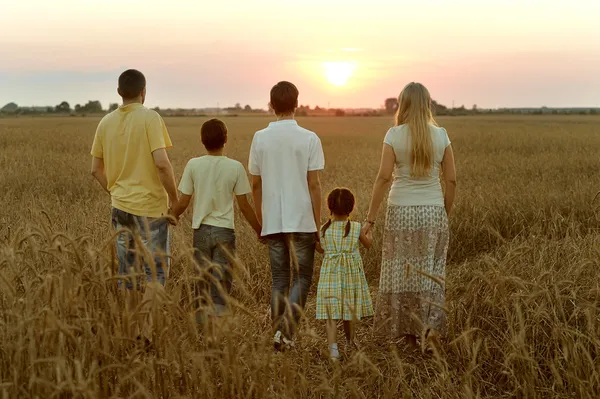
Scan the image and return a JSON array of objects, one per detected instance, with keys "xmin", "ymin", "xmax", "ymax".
[{"xmin": 1, "ymin": 0, "xmax": 599, "ymax": 110}]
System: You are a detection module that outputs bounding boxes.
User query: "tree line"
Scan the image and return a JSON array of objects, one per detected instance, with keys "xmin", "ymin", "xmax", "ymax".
[{"xmin": 0, "ymin": 101, "xmax": 118, "ymax": 115}]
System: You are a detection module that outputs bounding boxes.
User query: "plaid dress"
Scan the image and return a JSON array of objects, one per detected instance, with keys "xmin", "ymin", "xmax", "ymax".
[{"xmin": 315, "ymin": 221, "xmax": 374, "ymax": 320}]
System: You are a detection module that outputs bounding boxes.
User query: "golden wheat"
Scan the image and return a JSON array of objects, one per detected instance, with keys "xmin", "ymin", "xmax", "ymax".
[{"xmin": 1, "ymin": 115, "xmax": 600, "ymax": 397}]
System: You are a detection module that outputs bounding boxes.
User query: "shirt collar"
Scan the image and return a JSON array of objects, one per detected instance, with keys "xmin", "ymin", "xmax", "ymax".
[
  {"xmin": 268, "ymin": 120, "xmax": 298, "ymax": 127},
  {"xmin": 119, "ymin": 103, "xmax": 144, "ymax": 111}
]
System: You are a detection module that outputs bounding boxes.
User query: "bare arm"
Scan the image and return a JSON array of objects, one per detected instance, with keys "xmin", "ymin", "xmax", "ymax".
[
  {"xmin": 359, "ymin": 224, "xmax": 373, "ymax": 249},
  {"xmin": 441, "ymin": 145, "xmax": 457, "ymax": 216},
  {"xmin": 152, "ymin": 148, "xmax": 179, "ymax": 207},
  {"xmin": 171, "ymin": 193, "xmax": 192, "ymax": 219},
  {"xmin": 307, "ymin": 170, "xmax": 322, "ymax": 241},
  {"xmin": 237, "ymin": 194, "xmax": 262, "ymax": 237},
  {"xmin": 366, "ymin": 144, "xmax": 396, "ymax": 226},
  {"xmin": 251, "ymin": 175, "xmax": 263, "ymax": 225},
  {"xmin": 90, "ymin": 157, "xmax": 109, "ymax": 194}
]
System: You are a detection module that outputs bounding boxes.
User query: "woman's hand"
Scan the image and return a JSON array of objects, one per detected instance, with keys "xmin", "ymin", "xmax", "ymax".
[{"xmin": 362, "ymin": 220, "xmax": 375, "ymax": 236}]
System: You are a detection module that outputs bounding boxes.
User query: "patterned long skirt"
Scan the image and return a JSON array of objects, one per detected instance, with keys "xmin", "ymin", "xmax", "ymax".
[{"xmin": 374, "ymin": 205, "xmax": 449, "ymax": 339}]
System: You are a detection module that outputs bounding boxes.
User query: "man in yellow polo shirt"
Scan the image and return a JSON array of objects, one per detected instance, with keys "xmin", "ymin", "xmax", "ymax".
[{"xmin": 90, "ymin": 69, "xmax": 179, "ymax": 291}]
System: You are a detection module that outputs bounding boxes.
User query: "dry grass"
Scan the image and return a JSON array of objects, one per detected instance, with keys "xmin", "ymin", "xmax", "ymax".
[{"xmin": 1, "ymin": 115, "xmax": 600, "ymax": 397}]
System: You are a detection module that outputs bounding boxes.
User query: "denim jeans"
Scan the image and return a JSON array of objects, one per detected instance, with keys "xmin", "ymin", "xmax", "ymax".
[
  {"xmin": 265, "ymin": 232, "xmax": 316, "ymax": 338},
  {"xmin": 111, "ymin": 208, "xmax": 170, "ymax": 290},
  {"xmin": 193, "ymin": 224, "xmax": 236, "ymax": 316}
]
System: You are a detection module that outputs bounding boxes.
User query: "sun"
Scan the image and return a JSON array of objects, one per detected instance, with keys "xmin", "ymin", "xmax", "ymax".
[{"xmin": 323, "ymin": 61, "xmax": 356, "ymax": 87}]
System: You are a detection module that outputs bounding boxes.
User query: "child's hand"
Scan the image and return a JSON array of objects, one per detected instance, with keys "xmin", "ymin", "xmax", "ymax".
[{"xmin": 316, "ymin": 241, "xmax": 324, "ymax": 254}]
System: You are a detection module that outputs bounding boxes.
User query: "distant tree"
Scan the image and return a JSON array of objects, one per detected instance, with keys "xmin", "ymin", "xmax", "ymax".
[
  {"xmin": 472, "ymin": 104, "xmax": 478, "ymax": 112},
  {"xmin": 1, "ymin": 102, "xmax": 19, "ymax": 113},
  {"xmin": 244, "ymin": 104, "xmax": 252, "ymax": 112},
  {"xmin": 83, "ymin": 100, "xmax": 103, "ymax": 113},
  {"xmin": 431, "ymin": 100, "xmax": 448, "ymax": 115},
  {"xmin": 384, "ymin": 98, "xmax": 398, "ymax": 114},
  {"xmin": 108, "ymin": 103, "xmax": 119, "ymax": 112},
  {"xmin": 74, "ymin": 104, "xmax": 82, "ymax": 113},
  {"xmin": 335, "ymin": 109, "xmax": 346, "ymax": 117},
  {"xmin": 234, "ymin": 103, "xmax": 242, "ymax": 110},
  {"xmin": 55, "ymin": 101, "xmax": 71, "ymax": 113},
  {"xmin": 296, "ymin": 108, "xmax": 308, "ymax": 117},
  {"xmin": 315, "ymin": 106, "xmax": 322, "ymax": 111},
  {"xmin": 46, "ymin": 107, "xmax": 55, "ymax": 113}
]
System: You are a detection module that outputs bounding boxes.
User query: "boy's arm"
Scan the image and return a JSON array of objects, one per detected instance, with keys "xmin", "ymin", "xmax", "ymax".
[
  {"xmin": 251, "ymin": 175, "xmax": 263, "ymax": 225},
  {"xmin": 237, "ymin": 194, "xmax": 262, "ymax": 237},
  {"xmin": 171, "ymin": 193, "xmax": 192, "ymax": 219},
  {"xmin": 90, "ymin": 157, "xmax": 109, "ymax": 194},
  {"xmin": 307, "ymin": 170, "xmax": 322, "ymax": 241}
]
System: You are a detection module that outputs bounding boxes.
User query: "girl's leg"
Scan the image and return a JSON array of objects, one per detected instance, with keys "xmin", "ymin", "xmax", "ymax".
[
  {"xmin": 343, "ymin": 320, "xmax": 360, "ymax": 350},
  {"xmin": 343, "ymin": 320, "xmax": 354, "ymax": 343},
  {"xmin": 326, "ymin": 319, "xmax": 340, "ymax": 359}
]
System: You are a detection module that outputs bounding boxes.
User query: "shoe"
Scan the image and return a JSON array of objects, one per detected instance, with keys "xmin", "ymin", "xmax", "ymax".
[
  {"xmin": 273, "ymin": 330, "xmax": 283, "ymax": 351},
  {"xmin": 273, "ymin": 330, "xmax": 295, "ymax": 352}
]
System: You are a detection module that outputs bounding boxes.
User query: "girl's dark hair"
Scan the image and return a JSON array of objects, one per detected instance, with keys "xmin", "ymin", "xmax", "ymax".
[{"xmin": 321, "ymin": 187, "xmax": 355, "ymax": 238}]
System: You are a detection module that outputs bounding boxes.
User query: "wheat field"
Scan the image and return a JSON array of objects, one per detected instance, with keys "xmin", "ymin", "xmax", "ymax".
[{"xmin": 1, "ymin": 115, "xmax": 600, "ymax": 398}]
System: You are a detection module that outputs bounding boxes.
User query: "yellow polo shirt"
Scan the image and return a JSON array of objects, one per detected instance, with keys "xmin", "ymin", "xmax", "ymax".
[{"xmin": 91, "ymin": 103, "xmax": 172, "ymax": 217}]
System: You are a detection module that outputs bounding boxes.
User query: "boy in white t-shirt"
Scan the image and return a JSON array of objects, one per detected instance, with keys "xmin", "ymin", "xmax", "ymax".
[
  {"xmin": 248, "ymin": 81, "xmax": 325, "ymax": 350},
  {"xmin": 171, "ymin": 119, "xmax": 261, "ymax": 318}
]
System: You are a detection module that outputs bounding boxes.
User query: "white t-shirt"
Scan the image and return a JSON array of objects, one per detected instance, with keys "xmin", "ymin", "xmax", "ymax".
[
  {"xmin": 178, "ymin": 155, "xmax": 251, "ymax": 229},
  {"xmin": 384, "ymin": 124, "xmax": 451, "ymax": 207},
  {"xmin": 248, "ymin": 120, "xmax": 325, "ymax": 236}
]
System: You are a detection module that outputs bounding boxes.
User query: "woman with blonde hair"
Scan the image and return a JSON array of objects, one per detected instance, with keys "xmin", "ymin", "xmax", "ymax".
[{"xmin": 364, "ymin": 82, "xmax": 456, "ymax": 349}]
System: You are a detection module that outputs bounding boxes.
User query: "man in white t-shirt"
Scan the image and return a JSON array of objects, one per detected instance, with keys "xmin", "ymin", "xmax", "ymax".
[{"xmin": 248, "ymin": 81, "xmax": 325, "ymax": 351}]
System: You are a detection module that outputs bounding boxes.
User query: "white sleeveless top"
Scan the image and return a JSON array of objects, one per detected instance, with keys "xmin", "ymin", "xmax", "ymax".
[{"xmin": 383, "ymin": 124, "xmax": 451, "ymax": 207}]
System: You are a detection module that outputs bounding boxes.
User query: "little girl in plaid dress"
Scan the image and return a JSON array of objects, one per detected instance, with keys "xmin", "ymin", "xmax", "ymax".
[{"xmin": 315, "ymin": 188, "xmax": 374, "ymax": 361}]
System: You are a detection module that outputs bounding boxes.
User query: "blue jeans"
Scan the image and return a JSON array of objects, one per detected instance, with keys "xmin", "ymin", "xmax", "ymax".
[
  {"xmin": 111, "ymin": 208, "xmax": 170, "ymax": 290},
  {"xmin": 265, "ymin": 232, "xmax": 316, "ymax": 338},
  {"xmin": 193, "ymin": 224, "xmax": 236, "ymax": 316}
]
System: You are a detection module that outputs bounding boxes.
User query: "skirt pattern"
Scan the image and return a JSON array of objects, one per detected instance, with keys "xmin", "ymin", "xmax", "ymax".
[{"xmin": 374, "ymin": 205, "xmax": 449, "ymax": 338}]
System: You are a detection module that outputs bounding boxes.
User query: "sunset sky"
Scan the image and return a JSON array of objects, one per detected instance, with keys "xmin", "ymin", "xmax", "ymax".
[{"xmin": 1, "ymin": 0, "xmax": 599, "ymax": 110}]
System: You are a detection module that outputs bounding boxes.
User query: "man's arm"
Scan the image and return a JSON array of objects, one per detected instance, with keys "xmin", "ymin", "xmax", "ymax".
[
  {"xmin": 251, "ymin": 175, "xmax": 263, "ymax": 225},
  {"xmin": 152, "ymin": 148, "xmax": 179, "ymax": 208},
  {"xmin": 90, "ymin": 157, "xmax": 109, "ymax": 194},
  {"xmin": 237, "ymin": 194, "xmax": 262, "ymax": 237},
  {"xmin": 307, "ymin": 170, "xmax": 322, "ymax": 240}
]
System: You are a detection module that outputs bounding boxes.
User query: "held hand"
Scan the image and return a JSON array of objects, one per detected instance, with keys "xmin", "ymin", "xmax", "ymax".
[
  {"xmin": 316, "ymin": 241, "xmax": 324, "ymax": 254},
  {"xmin": 362, "ymin": 221, "xmax": 374, "ymax": 236},
  {"xmin": 255, "ymin": 228, "xmax": 266, "ymax": 245},
  {"xmin": 167, "ymin": 208, "xmax": 179, "ymax": 226}
]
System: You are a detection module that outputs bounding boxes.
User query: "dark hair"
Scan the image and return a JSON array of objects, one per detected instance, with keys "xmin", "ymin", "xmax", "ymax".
[
  {"xmin": 201, "ymin": 119, "xmax": 227, "ymax": 151},
  {"xmin": 321, "ymin": 187, "xmax": 355, "ymax": 238},
  {"xmin": 118, "ymin": 69, "xmax": 146, "ymax": 99},
  {"xmin": 270, "ymin": 81, "xmax": 299, "ymax": 115}
]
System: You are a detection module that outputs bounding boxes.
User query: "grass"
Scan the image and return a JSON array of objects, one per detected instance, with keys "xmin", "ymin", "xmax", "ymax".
[{"xmin": 1, "ymin": 115, "xmax": 600, "ymax": 397}]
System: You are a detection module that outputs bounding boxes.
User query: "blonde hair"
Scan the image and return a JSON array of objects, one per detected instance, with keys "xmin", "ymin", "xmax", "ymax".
[{"xmin": 394, "ymin": 82, "xmax": 437, "ymax": 177}]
